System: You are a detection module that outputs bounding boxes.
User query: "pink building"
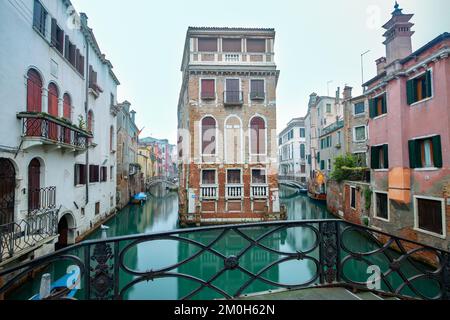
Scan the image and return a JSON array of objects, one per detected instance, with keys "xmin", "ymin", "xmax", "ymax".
[{"xmin": 364, "ymin": 3, "xmax": 450, "ymax": 249}]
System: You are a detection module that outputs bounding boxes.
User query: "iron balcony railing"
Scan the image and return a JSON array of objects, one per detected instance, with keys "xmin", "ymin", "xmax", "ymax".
[
  {"xmin": 0, "ymin": 209, "xmax": 59, "ymax": 263},
  {"xmin": 0, "ymin": 219, "xmax": 449, "ymax": 300},
  {"xmin": 17, "ymin": 112, "xmax": 92, "ymax": 150},
  {"xmin": 28, "ymin": 186, "xmax": 56, "ymax": 213},
  {"xmin": 250, "ymin": 91, "xmax": 265, "ymax": 101},
  {"xmin": 223, "ymin": 91, "xmax": 244, "ymax": 106}
]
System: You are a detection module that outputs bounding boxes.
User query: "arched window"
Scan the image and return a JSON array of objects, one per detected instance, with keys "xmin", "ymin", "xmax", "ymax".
[
  {"xmin": 250, "ymin": 116, "xmax": 266, "ymax": 155},
  {"xmin": 47, "ymin": 83, "xmax": 59, "ymax": 140},
  {"xmin": 201, "ymin": 116, "xmax": 216, "ymax": 155},
  {"xmin": 0, "ymin": 158, "xmax": 16, "ymax": 225},
  {"xmin": 27, "ymin": 69, "xmax": 42, "ymax": 112},
  {"xmin": 225, "ymin": 116, "xmax": 242, "ymax": 164},
  {"xmin": 63, "ymin": 93, "xmax": 71, "ymax": 120}
]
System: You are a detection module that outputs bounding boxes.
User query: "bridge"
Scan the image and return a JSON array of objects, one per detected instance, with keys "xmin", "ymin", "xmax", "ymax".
[
  {"xmin": 278, "ymin": 176, "xmax": 307, "ymax": 198},
  {"xmin": 145, "ymin": 176, "xmax": 178, "ymax": 191},
  {"xmin": 0, "ymin": 219, "xmax": 448, "ymax": 300}
]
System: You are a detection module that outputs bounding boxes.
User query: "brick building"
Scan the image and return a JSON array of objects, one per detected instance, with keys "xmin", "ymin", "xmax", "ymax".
[{"xmin": 177, "ymin": 27, "xmax": 285, "ymax": 226}]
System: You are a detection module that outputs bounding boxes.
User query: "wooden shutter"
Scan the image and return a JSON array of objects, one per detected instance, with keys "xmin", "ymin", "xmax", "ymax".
[
  {"xmin": 382, "ymin": 94, "xmax": 387, "ymax": 114},
  {"xmin": 371, "ymin": 147, "xmax": 379, "ymax": 169},
  {"xmin": 369, "ymin": 98, "xmax": 375, "ymax": 118},
  {"xmin": 317, "ymin": 152, "xmax": 320, "ymax": 163},
  {"xmin": 33, "ymin": 0, "xmax": 41, "ymax": 29},
  {"xmin": 408, "ymin": 140, "xmax": 419, "ymax": 168},
  {"xmin": 64, "ymin": 35, "xmax": 70, "ymax": 59},
  {"xmin": 383, "ymin": 144, "xmax": 389, "ymax": 168},
  {"xmin": 432, "ymin": 135, "xmax": 443, "ymax": 168},
  {"xmin": 425, "ymin": 70, "xmax": 432, "ymax": 98},
  {"xmin": 406, "ymin": 79, "xmax": 415, "ymax": 105},
  {"xmin": 74, "ymin": 164, "xmax": 78, "ymax": 185},
  {"xmin": 51, "ymin": 18, "xmax": 57, "ymax": 45}
]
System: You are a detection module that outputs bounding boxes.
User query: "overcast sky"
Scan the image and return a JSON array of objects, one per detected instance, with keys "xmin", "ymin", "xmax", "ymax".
[{"xmin": 71, "ymin": 0, "xmax": 450, "ymax": 144}]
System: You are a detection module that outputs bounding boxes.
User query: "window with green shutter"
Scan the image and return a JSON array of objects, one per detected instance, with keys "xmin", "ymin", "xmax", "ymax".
[
  {"xmin": 406, "ymin": 70, "xmax": 432, "ymax": 105},
  {"xmin": 371, "ymin": 144, "xmax": 388, "ymax": 169},
  {"xmin": 369, "ymin": 94, "xmax": 387, "ymax": 118},
  {"xmin": 320, "ymin": 160, "xmax": 325, "ymax": 170},
  {"xmin": 317, "ymin": 152, "xmax": 320, "ymax": 163},
  {"xmin": 409, "ymin": 135, "xmax": 442, "ymax": 168}
]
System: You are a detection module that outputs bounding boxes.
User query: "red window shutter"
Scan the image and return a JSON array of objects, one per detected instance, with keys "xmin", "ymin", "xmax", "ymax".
[
  {"xmin": 47, "ymin": 83, "xmax": 59, "ymax": 116},
  {"xmin": 247, "ymin": 39, "xmax": 266, "ymax": 53},
  {"xmin": 51, "ymin": 18, "xmax": 57, "ymax": 45},
  {"xmin": 201, "ymin": 79, "xmax": 215, "ymax": 98},
  {"xmin": 63, "ymin": 94, "xmax": 71, "ymax": 119},
  {"xmin": 27, "ymin": 69, "xmax": 42, "ymax": 112},
  {"xmin": 250, "ymin": 117, "xmax": 266, "ymax": 154}
]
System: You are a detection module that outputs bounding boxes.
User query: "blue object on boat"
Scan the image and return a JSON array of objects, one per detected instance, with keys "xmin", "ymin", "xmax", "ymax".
[
  {"xmin": 133, "ymin": 192, "xmax": 147, "ymax": 202},
  {"xmin": 29, "ymin": 271, "xmax": 79, "ymax": 300}
]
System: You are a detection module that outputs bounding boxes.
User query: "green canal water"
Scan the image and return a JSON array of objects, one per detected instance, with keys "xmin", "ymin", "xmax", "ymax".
[{"xmin": 8, "ymin": 185, "xmax": 440, "ymax": 300}]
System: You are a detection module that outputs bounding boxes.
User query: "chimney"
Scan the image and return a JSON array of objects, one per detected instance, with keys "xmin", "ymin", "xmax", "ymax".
[
  {"xmin": 343, "ymin": 86, "xmax": 353, "ymax": 100},
  {"xmin": 382, "ymin": 2, "xmax": 415, "ymax": 64},
  {"xmin": 308, "ymin": 93, "xmax": 318, "ymax": 107},
  {"xmin": 376, "ymin": 57, "xmax": 387, "ymax": 74},
  {"xmin": 130, "ymin": 110, "xmax": 136, "ymax": 124}
]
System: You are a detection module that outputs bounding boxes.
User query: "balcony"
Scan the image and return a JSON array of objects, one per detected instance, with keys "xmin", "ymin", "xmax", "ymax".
[
  {"xmin": 200, "ymin": 184, "xmax": 218, "ymax": 200},
  {"xmin": 225, "ymin": 184, "xmax": 244, "ymax": 200},
  {"xmin": 191, "ymin": 52, "xmax": 275, "ymax": 65},
  {"xmin": 17, "ymin": 112, "xmax": 92, "ymax": 152},
  {"xmin": 223, "ymin": 91, "xmax": 244, "ymax": 106},
  {"xmin": 250, "ymin": 91, "xmax": 266, "ymax": 101},
  {"xmin": 28, "ymin": 186, "xmax": 56, "ymax": 214},
  {"xmin": 251, "ymin": 184, "xmax": 269, "ymax": 199}
]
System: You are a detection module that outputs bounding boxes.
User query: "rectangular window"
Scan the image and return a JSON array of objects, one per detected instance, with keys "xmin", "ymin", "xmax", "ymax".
[
  {"xmin": 371, "ymin": 144, "xmax": 389, "ymax": 169},
  {"xmin": 227, "ymin": 169, "xmax": 242, "ymax": 184},
  {"xmin": 247, "ymin": 39, "xmax": 266, "ymax": 53},
  {"xmin": 354, "ymin": 126, "xmax": 366, "ymax": 142},
  {"xmin": 201, "ymin": 169, "xmax": 216, "ymax": 185},
  {"xmin": 320, "ymin": 160, "xmax": 325, "ymax": 170},
  {"xmin": 375, "ymin": 192, "xmax": 388, "ymax": 220},
  {"xmin": 110, "ymin": 166, "xmax": 114, "ymax": 181},
  {"xmin": 354, "ymin": 102, "xmax": 365, "ymax": 115},
  {"xmin": 251, "ymin": 169, "xmax": 267, "ymax": 184},
  {"xmin": 222, "ymin": 38, "xmax": 241, "ymax": 52},
  {"xmin": 409, "ymin": 135, "xmax": 442, "ymax": 169},
  {"xmin": 250, "ymin": 80, "xmax": 265, "ymax": 100},
  {"xmin": 74, "ymin": 164, "xmax": 86, "ymax": 185},
  {"xmin": 327, "ymin": 159, "xmax": 331, "ymax": 171},
  {"xmin": 198, "ymin": 38, "xmax": 218, "ymax": 52},
  {"xmin": 326, "ymin": 104, "xmax": 331, "ymax": 113},
  {"xmin": 89, "ymin": 165, "xmax": 100, "ymax": 183},
  {"xmin": 416, "ymin": 197, "xmax": 444, "ymax": 236},
  {"xmin": 301, "ymin": 165, "xmax": 306, "ymax": 173},
  {"xmin": 369, "ymin": 93, "xmax": 387, "ymax": 118},
  {"xmin": 350, "ymin": 187, "xmax": 356, "ymax": 209},
  {"xmin": 201, "ymin": 79, "xmax": 215, "ymax": 100},
  {"xmin": 33, "ymin": 0, "xmax": 47, "ymax": 36},
  {"xmin": 300, "ymin": 128, "xmax": 306, "ymax": 138},
  {"xmin": 95, "ymin": 202, "xmax": 100, "ymax": 215},
  {"xmin": 407, "ymin": 71, "xmax": 432, "ymax": 105},
  {"xmin": 81, "ymin": 207, "xmax": 85, "ymax": 217},
  {"xmin": 300, "ymin": 144, "xmax": 305, "ymax": 159},
  {"xmin": 354, "ymin": 153, "xmax": 367, "ymax": 167}
]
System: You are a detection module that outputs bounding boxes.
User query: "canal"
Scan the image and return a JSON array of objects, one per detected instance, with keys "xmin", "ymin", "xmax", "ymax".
[{"xmin": 9, "ymin": 184, "xmax": 439, "ymax": 300}]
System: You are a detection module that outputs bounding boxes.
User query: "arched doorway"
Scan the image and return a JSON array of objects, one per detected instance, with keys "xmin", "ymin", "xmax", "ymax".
[
  {"xmin": 28, "ymin": 158, "xmax": 41, "ymax": 212},
  {"xmin": 0, "ymin": 159, "xmax": 16, "ymax": 226},
  {"xmin": 56, "ymin": 216, "xmax": 69, "ymax": 250}
]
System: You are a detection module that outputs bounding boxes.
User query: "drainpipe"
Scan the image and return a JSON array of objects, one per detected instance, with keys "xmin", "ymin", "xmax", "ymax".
[{"xmin": 83, "ymin": 17, "xmax": 90, "ymax": 205}]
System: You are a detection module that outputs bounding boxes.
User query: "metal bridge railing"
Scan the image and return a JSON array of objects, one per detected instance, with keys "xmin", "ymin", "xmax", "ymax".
[{"xmin": 0, "ymin": 219, "xmax": 449, "ymax": 300}]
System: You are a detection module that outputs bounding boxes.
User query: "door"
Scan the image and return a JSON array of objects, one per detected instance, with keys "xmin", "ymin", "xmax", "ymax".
[
  {"xmin": 0, "ymin": 159, "xmax": 15, "ymax": 226},
  {"xmin": 225, "ymin": 79, "xmax": 240, "ymax": 104},
  {"xmin": 28, "ymin": 159, "xmax": 41, "ymax": 212}
]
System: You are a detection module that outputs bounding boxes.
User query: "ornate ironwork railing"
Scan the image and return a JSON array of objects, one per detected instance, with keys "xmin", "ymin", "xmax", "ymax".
[
  {"xmin": 17, "ymin": 112, "xmax": 92, "ymax": 150},
  {"xmin": 28, "ymin": 186, "xmax": 56, "ymax": 213},
  {"xmin": 0, "ymin": 209, "xmax": 59, "ymax": 263},
  {"xmin": 0, "ymin": 219, "xmax": 449, "ymax": 300}
]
